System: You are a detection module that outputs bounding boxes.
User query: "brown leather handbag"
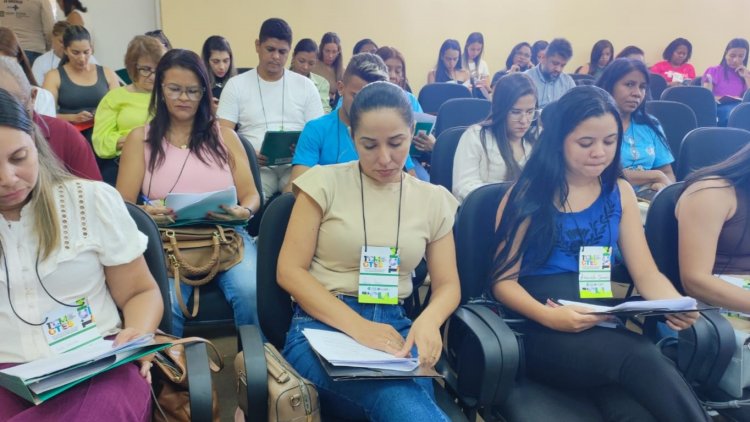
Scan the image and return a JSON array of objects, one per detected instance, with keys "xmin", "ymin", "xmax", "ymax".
[
  {"xmin": 235, "ymin": 343, "xmax": 321, "ymax": 422},
  {"xmin": 151, "ymin": 333, "xmax": 224, "ymax": 422},
  {"xmin": 160, "ymin": 225, "xmax": 244, "ymax": 318}
]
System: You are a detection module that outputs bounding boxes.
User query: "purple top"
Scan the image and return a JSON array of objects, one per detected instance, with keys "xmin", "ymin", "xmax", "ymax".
[{"xmin": 704, "ymin": 65, "xmax": 747, "ymax": 97}]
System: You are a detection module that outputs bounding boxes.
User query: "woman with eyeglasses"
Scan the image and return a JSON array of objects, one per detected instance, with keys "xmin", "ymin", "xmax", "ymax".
[
  {"xmin": 452, "ymin": 73, "xmax": 537, "ymax": 203},
  {"xmin": 491, "ymin": 42, "xmax": 533, "ymax": 87},
  {"xmin": 596, "ymin": 58, "xmax": 675, "ymax": 196},
  {"xmin": 92, "ymin": 35, "xmax": 165, "ymax": 184},
  {"xmin": 116, "ymin": 49, "xmax": 261, "ymax": 336}
]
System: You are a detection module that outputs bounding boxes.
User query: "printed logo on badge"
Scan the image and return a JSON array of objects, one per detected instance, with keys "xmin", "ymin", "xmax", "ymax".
[
  {"xmin": 358, "ymin": 246, "xmax": 400, "ymax": 305},
  {"xmin": 43, "ymin": 297, "xmax": 102, "ymax": 354},
  {"xmin": 579, "ymin": 246, "xmax": 613, "ymax": 299}
]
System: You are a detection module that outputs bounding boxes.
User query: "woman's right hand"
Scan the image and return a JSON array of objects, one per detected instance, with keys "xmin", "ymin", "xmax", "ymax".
[
  {"xmin": 141, "ymin": 204, "xmax": 176, "ymax": 226},
  {"xmin": 73, "ymin": 111, "xmax": 94, "ymax": 123},
  {"xmin": 542, "ymin": 299, "xmax": 610, "ymax": 332},
  {"xmin": 509, "ymin": 64, "xmax": 520, "ymax": 73},
  {"xmin": 351, "ymin": 319, "xmax": 406, "ymax": 355}
]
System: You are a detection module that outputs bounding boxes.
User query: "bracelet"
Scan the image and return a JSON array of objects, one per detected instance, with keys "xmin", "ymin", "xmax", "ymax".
[{"xmin": 243, "ymin": 206, "xmax": 254, "ymax": 218}]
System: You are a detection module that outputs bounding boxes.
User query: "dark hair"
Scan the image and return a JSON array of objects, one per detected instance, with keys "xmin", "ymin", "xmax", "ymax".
[
  {"xmin": 531, "ymin": 40, "xmax": 549, "ymax": 65},
  {"xmin": 60, "ymin": 0, "xmax": 87, "ymax": 15},
  {"xmin": 596, "ymin": 58, "xmax": 668, "ymax": 149},
  {"xmin": 343, "ymin": 53, "xmax": 388, "ymax": 84},
  {"xmin": 588, "ymin": 39, "xmax": 614, "ymax": 75},
  {"xmin": 59, "ymin": 25, "xmax": 91, "ymax": 67},
  {"xmin": 201, "ymin": 35, "xmax": 237, "ymax": 87},
  {"xmin": 375, "ymin": 46, "xmax": 412, "ymax": 92},
  {"xmin": 349, "ymin": 81, "xmax": 414, "ymax": 136},
  {"xmin": 719, "ymin": 38, "xmax": 750, "ymax": 82},
  {"xmin": 479, "ymin": 73, "xmax": 537, "ymax": 181},
  {"xmin": 145, "ymin": 29, "xmax": 172, "ymax": 50},
  {"xmin": 490, "ymin": 86, "xmax": 623, "ymax": 283},
  {"xmin": 434, "ymin": 39, "xmax": 463, "ymax": 83},
  {"xmin": 146, "ymin": 49, "xmax": 227, "ymax": 173},
  {"xmin": 546, "ymin": 38, "xmax": 573, "ymax": 61},
  {"xmin": 318, "ymin": 32, "xmax": 342, "ymax": 78},
  {"xmin": 463, "ymin": 32, "xmax": 485, "ymax": 69},
  {"xmin": 616, "ymin": 45, "xmax": 644, "ymax": 60},
  {"xmin": 353, "ymin": 38, "xmax": 377, "ymax": 55},
  {"xmin": 505, "ymin": 42, "xmax": 532, "ymax": 70},
  {"xmin": 0, "ymin": 87, "xmax": 32, "ymax": 134},
  {"xmin": 0, "ymin": 27, "xmax": 38, "ymax": 86},
  {"xmin": 260, "ymin": 18, "xmax": 292, "ymax": 45},
  {"xmin": 684, "ymin": 142, "xmax": 750, "ymax": 198},
  {"xmin": 293, "ymin": 38, "xmax": 318, "ymax": 55},
  {"xmin": 662, "ymin": 37, "xmax": 692, "ymax": 63}
]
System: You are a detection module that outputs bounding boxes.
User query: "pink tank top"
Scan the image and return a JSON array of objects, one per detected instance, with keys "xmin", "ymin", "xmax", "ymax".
[{"xmin": 142, "ymin": 127, "xmax": 234, "ymax": 200}]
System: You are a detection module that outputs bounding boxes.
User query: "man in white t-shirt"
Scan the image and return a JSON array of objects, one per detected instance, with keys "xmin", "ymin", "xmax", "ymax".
[{"xmin": 218, "ymin": 18, "xmax": 324, "ymax": 198}]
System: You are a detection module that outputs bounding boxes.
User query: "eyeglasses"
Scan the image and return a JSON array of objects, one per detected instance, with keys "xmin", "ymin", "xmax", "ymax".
[
  {"xmin": 162, "ymin": 83, "xmax": 204, "ymax": 101},
  {"xmin": 509, "ymin": 108, "xmax": 540, "ymax": 122},
  {"xmin": 136, "ymin": 66, "xmax": 155, "ymax": 78}
]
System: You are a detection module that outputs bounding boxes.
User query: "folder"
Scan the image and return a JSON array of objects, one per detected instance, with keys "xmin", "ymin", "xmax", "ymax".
[{"xmin": 260, "ymin": 131, "xmax": 301, "ymax": 166}]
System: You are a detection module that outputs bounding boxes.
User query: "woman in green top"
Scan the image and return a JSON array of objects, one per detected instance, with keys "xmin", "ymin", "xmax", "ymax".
[{"xmin": 290, "ymin": 38, "xmax": 331, "ymax": 113}]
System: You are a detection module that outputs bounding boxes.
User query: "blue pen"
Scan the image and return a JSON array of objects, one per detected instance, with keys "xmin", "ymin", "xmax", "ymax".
[{"xmin": 139, "ymin": 194, "xmax": 153, "ymax": 206}]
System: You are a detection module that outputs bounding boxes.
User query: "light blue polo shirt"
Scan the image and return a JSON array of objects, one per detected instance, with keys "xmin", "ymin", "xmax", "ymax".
[
  {"xmin": 333, "ymin": 91, "xmax": 423, "ymax": 113},
  {"xmin": 292, "ymin": 111, "xmax": 416, "ymax": 170}
]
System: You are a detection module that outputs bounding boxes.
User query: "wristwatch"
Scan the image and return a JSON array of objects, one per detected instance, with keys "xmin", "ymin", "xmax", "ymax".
[{"xmin": 243, "ymin": 206, "xmax": 254, "ymax": 219}]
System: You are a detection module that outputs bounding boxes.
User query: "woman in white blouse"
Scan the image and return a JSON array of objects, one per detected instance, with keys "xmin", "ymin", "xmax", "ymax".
[
  {"xmin": 0, "ymin": 88, "xmax": 162, "ymax": 420},
  {"xmin": 452, "ymin": 73, "xmax": 538, "ymax": 202}
]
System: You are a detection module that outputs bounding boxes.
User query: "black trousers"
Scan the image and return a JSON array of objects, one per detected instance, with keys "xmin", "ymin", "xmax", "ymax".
[{"xmin": 517, "ymin": 322, "xmax": 711, "ymax": 422}]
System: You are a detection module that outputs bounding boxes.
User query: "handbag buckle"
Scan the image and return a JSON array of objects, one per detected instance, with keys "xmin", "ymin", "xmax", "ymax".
[{"xmin": 165, "ymin": 230, "xmax": 176, "ymax": 239}]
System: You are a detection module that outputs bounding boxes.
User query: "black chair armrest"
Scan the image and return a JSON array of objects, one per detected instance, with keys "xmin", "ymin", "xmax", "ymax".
[
  {"xmin": 443, "ymin": 305, "xmax": 504, "ymax": 414},
  {"xmin": 463, "ymin": 304, "xmax": 521, "ymax": 407},
  {"xmin": 184, "ymin": 342, "xmax": 214, "ymax": 422},
  {"xmin": 678, "ymin": 310, "xmax": 736, "ymax": 391},
  {"xmin": 237, "ymin": 324, "xmax": 268, "ymax": 422}
]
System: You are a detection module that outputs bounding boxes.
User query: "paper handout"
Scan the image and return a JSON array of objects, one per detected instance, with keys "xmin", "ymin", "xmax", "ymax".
[
  {"xmin": 165, "ymin": 186, "xmax": 237, "ymax": 223},
  {"xmin": 302, "ymin": 328, "xmax": 419, "ymax": 372},
  {"xmin": 558, "ymin": 297, "xmax": 706, "ymax": 316}
]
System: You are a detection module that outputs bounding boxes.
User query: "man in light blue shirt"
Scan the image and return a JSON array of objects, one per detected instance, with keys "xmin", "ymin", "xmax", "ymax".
[
  {"xmin": 525, "ymin": 38, "xmax": 576, "ymax": 108},
  {"xmin": 285, "ymin": 53, "xmax": 416, "ymax": 191}
]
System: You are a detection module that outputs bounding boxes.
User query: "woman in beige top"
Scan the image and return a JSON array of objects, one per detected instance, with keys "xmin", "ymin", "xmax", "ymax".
[{"xmin": 278, "ymin": 81, "xmax": 460, "ymax": 421}]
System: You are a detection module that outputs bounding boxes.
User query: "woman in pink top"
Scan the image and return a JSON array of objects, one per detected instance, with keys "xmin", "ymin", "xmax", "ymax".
[
  {"xmin": 116, "ymin": 49, "xmax": 261, "ymax": 336},
  {"xmin": 650, "ymin": 38, "xmax": 696, "ymax": 86}
]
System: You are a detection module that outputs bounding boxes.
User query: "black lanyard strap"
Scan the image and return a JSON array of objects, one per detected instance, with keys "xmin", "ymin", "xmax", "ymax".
[{"xmin": 359, "ymin": 165, "xmax": 403, "ymax": 253}]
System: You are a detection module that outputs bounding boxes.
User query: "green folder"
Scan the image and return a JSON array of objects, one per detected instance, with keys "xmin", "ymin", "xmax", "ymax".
[
  {"xmin": 410, "ymin": 121, "xmax": 434, "ymax": 157},
  {"xmin": 260, "ymin": 131, "xmax": 301, "ymax": 166}
]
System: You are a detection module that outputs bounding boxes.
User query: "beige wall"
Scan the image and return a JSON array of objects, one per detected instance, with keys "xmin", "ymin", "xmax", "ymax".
[{"xmin": 161, "ymin": 0, "xmax": 750, "ymax": 93}]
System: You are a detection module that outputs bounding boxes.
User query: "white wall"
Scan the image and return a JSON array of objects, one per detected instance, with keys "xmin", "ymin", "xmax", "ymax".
[{"xmin": 83, "ymin": 0, "xmax": 159, "ymax": 70}]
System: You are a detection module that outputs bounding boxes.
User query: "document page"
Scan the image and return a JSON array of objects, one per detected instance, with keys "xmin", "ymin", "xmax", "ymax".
[
  {"xmin": 558, "ymin": 297, "xmax": 699, "ymax": 315},
  {"xmin": 165, "ymin": 186, "xmax": 237, "ymax": 222},
  {"xmin": 303, "ymin": 329, "xmax": 419, "ymax": 372}
]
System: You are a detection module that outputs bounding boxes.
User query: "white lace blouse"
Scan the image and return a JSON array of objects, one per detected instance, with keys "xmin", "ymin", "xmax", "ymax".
[{"xmin": 0, "ymin": 180, "xmax": 147, "ymax": 363}]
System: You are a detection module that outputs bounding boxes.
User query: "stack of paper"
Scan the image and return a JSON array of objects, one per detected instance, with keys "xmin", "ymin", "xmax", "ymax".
[
  {"xmin": 165, "ymin": 186, "xmax": 237, "ymax": 223},
  {"xmin": 558, "ymin": 297, "xmax": 699, "ymax": 316},
  {"xmin": 302, "ymin": 329, "xmax": 418, "ymax": 372}
]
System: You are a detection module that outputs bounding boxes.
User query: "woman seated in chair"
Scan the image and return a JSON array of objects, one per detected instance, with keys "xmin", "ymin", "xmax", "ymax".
[
  {"xmin": 490, "ymin": 86, "xmax": 708, "ymax": 421},
  {"xmin": 677, "ymin": 143, "xmax": 750, "ymax": 315},
  {"xmin": 92, "ymin": 35, "xmax": 165, "ymax": 182},
  {"xmin": 452, "ymin": 73, "xmax": 536, "ymax": 203},
  {"xmin": 490, "ymin": 42, "xmax": 532, "ymax": 88},
  {"xmin": 201, "ymin": 35, "xmax": 237, "ymax": 102},
  {"xmin": 427, "ymin": 39, "xmax": 471, "ymax": 87},
  {"xmin": 702, "ymin": 38, "xmax": 750, "ymax": 126},
  {"xmin": 278, "ymin": 81, "xmax": 460, "ymax": 421},
  {"xmin": 597, "ymin": 58, "xmax": 675, "ymax": 197},
  {"xmin": 0, "ymin": 88, "xmax": 162, "ymax": 420},
  {"xmin": 116, "ymin": 49, "xmax": 261, "ymax": 337},
  {"xmin": 650, "ymin": 38, "xmax": 696, "ymax": 86},
  {"xmin": 575, "ymin": 39, "xmax": 614, "ymax": 79},
  {"xmin": 290, "ymin": 38, "xmax": 331, "ymax": 113}
]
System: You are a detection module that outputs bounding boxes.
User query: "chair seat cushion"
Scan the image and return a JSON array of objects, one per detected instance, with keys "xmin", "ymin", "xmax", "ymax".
[{"xmin": 499, "ymin": 379, "xmax": 602, "ymax": 422}]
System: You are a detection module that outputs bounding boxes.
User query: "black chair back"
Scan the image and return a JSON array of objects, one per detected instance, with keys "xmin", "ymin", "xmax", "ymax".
[
  {"xmin": 569, "ymin": 73, "xmax": 595, "ymax": 86},
  {"xmin": 644, "ymin": 183, "xmax": 685, "ymax": 293},
  {"xmin": 661, "ymin": 86, "xmax": 718, "ymax": 127},
  {"xmin": 418, "ymin": 83, "xmax": 473, "ymax": 115},
  {"xmin": 676, "ymin": 127, "xmax": 750, "ymax": 180},
  {"xmin": 649, "ymin": 73, "xmax": 668, "ymax": 100},
  {"xmin": 454, "ymin": 182, "xmax": 511, "ymax": 304},
  {"xmin": 125, "ymin": 202, "xmax": 173, "ymax": 333},
  {"xmin": 646, "ymin": 100, "xmax": 698, "ymax": 159},
  {"xmin": 256, "ymin": 193, "xmax": 296, "ymax": 349},
  {"xmin": 728, "ymin": 102, "xmax": 750, "ymax": 132},
  {"xmin": 238, "ymin": 134, "xmax": 264, "ymax": 237},
  {"xmin": 434, "ymin": 98, "xmax": 491, "ymax": 137},
  {"xmin": 430, "ymin": 126, "xmax": 467, "ymax": 192}
]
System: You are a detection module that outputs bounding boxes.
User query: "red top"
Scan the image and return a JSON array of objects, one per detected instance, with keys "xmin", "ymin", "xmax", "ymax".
[
  {"xmin": 650, "ymin": 61, "xmax": 696, "ymax": 84},
  {"xmin": 34, "ymin": 113, "xmax": 103, "ymax": 181}
]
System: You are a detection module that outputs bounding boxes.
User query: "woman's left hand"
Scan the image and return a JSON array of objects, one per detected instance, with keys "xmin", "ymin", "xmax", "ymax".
[
  {"xmin": 665, "ymin": 311, "xmax": 699, "ymax": 331},
  {"xmin": 113, "ymin": 327, "xmax": 154, "ymax": 383},
  {"xmin": 413, "ymin": 133, "xmax": 436, "ymax": 152},
  {"xmin": 394, "ymin": 316, "xmax": 443, "ymax": 368},
  {"xmin": 207, "ymin": 204, "xmax": 252, "ymax": 221}
]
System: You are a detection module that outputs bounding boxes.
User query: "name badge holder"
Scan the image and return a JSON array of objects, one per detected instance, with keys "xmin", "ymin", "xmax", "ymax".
[
  {"xmin": 43, "ymin": 297, "xmax": 101, "ymax": 354},
  {"xmin": 579, "ymin": 246, "xmax": 613, "ymax": 299}
]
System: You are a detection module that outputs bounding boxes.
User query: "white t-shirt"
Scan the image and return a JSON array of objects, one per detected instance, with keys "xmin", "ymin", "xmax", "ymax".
[
  {"xmin": 465, "ymin": 59, "xmax": 490, "ymax": 80},
  {"xmin": 452, "ymin": 124, "xmax": 532, "ymax": 202},
  {"xmin": 32, "ymin": 50, "xmax": 98, "ymax": 87},
  {"xmin": 33, "ymin": 86, "xmax": 56, "ymax": 117},
  {"xmin": 0, "ymin": 180, "xmax": 147, "ymax": 363},
  {"xmin": 217, "ymin": 68, "xmax": 324, "ymax": 152}
]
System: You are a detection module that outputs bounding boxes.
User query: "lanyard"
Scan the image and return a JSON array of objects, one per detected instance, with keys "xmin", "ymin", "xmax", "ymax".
[
  {"xmin": 359, "ymin": 165, "xmax": 403, "ymax": 253},
  {"xmin": 257, "ymin": 70, "xmax": 286, "ymax": 131},
  {"xmin": 563, "ymin": 182, "xmax": 612, "ymax": 248},
  {"xmin": 335, "ymin": 111, "xmax": 350, "ymax": 163}
]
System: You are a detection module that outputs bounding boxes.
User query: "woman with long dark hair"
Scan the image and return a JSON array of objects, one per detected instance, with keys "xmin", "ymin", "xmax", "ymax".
[
  {"xmin": 650, "ymin": 37, "xmax": 696, "ymax": 85},
  {"xmin": 597, "ymin": 58, "xmax": 675, "ymax": 195},
  {"xmin": 490, "ymin": 86, "xmax": 707, "ymax": 421},
  {"xmin": 290, "ymin": 38, "xmax": 331, "ymax": 113},
  {"xmin": 201, "ymin": 35, "xmax": 237, "ymax": 100},
  {"xmin": 116, "ymin": 49, "xmax": 261, "ymax": 336},
  {"xmin": 312, "ymin": 32, "xmax": 343, "ymax": 104},
  {"xmin": 703, "ymin": 38, "xmax": 750, "ymax": 126},
  {"xmin": 576, "ymin": 39, "xmax": 614, "ymax": 79},
  {"xmin": 453, "ymin": 73, "xmax": 536, "ymax": 202},
  {"xmin": 491, "ymin": 42, "xmax": 532, "ymax": 87},
  {"xmin": 427, "ymin": 39, "xmax": 470, "ymax": 87},
  {"xmin": 677, "ymin": 143, "xmax": 750, "ymax": 314}
]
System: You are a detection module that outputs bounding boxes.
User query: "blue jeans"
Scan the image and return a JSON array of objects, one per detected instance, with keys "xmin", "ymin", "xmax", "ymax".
[
  {"xmin": 282, "ymin": 296, "xmax": 449, "ymax": 422},
  {"xmin": 717, "ymin": 102, "xmax": 738, "ymax": 127},
  {"xmin": 168, "ymin": 229, "xmax": 257, "ymax": 336}
]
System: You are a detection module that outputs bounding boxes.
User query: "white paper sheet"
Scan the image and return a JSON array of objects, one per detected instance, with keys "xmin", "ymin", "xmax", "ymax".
[
  {"xmin": 558, "ymin": 297, "xmax": 697, "ymax": 314},
  {"xmin": 303, "ymin": 329, "xmax": 419, "ymax": 372},
  {"xmin": 165, "ymin": 186, "xmax": 237, "ymax": 222}
]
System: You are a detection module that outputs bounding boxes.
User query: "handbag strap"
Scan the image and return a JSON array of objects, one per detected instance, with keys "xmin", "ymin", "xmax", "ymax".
[
  {"xmin": 174, "ymin": 270, "xmax": 203, "ymax": 319},
  {"xmin": 158, "ymin": 335, "xmax": 225, "ymax": 372}
]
